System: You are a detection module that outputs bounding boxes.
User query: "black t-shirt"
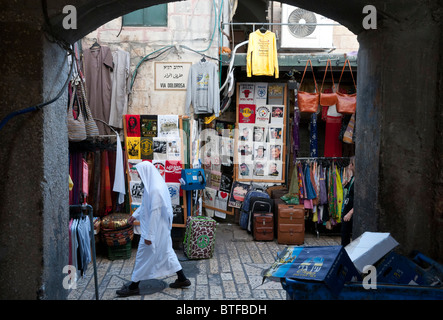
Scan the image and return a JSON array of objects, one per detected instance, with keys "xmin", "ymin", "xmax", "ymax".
[{"xmin": 342, "ymin": 177, "xmax": 354, "ymax": 215}]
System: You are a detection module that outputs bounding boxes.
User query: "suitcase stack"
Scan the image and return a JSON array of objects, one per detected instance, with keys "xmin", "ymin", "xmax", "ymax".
[
  {"xmin": 276, "ymin": 203, "xmax": 305, "ymax": 245},
  {"xmin": 253, "ymin": 212, "xmax": 274, "ymax": 241},
  {"xmin": 249, "ymin": 197, "xmax": 274, "ymax": 241}
]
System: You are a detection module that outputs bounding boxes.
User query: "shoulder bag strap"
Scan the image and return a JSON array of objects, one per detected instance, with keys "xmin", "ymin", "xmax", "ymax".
[
  {"xmin": 338, "ymin": 59, "xmax": 357, "ymax": 91},
  {"xmin": 299, "ymin": 59, "xmax": 318, "ymax": 92},
  {"xmin": 320, "ymin": 59, "xmax": 335, "ymax": 93}
]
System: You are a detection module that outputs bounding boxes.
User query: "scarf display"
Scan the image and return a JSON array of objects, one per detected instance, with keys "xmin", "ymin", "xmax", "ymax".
[{"xmin": 290, "ymin": 158, "xmax": 352, "ymax": 226}]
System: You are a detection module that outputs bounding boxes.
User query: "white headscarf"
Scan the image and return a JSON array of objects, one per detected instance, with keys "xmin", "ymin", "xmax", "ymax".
[{"xmin": 134, "ymin": 161, "xmax": 173, "ymax": 229}]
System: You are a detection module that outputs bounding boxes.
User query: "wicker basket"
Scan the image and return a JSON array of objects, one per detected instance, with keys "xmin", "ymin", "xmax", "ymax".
[
  {"xmin": 101, "ymin": 213, "xmax": 131, "ymax": 229},
  {"xmin": 101, "ymin": 225, "xmax": 134, "ymax": 247},
  {"xmin": 100, "ymin": 213, "xmax": 134, "ymax": 247}
]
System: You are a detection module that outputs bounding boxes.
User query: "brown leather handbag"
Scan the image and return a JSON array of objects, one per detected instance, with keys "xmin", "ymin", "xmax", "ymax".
[
  {"xmin": 336, "ymin": 59, "xmax": 357, "ymax": 114},
  {"xmin": 297, "ymin": 59, "xmax": 319, "ymax": 113},
  {"xmin": 319, "ymin": 59, "xmax": 337, "ymax": 106}
]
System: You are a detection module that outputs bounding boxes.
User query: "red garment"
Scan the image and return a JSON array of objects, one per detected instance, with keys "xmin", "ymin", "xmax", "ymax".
[
  {"xmin": 324, "ymin": 115, "xmax": 343, "ymax": 157},
  {"xmin": 99, "ymin": 150, "xmax": 113, "ymax": 216}
]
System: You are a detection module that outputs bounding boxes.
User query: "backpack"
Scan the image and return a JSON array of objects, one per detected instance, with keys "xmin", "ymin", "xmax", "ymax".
[{"xmin": 239, "ymin": 189, "xmax": 270, "ymax": 230}]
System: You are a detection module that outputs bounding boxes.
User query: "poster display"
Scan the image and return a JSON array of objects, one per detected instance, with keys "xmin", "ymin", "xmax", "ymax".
[
  {"xmin": 124, "ymin": 114, "xmax": 187, "ymax": 227},
  {"xmin": 235, "ymin": 83, "xmax": 287, "ymax": 183}
]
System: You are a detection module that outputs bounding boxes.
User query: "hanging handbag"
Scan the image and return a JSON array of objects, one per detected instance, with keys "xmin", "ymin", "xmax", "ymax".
[
  {"xmin": 336, "ymin": 59, "xmax": 357, "ymax": 114},
  {"xmin": 67, "ymin": 83, "xmax": 87, "ymax": 142},
  {"xmin": 343, "ymin": 113, "xmax": 356, "ymax": 144},
  {"xmin": 297, "ymin": 59, "xmax": 319, "ymax": 113},
  {"xmin": 319, "ymin": 59, "xmax": 337, "ymax": 106},
  {"xmin": 78, "ymin": 79, "xmax": 99, "ymax": 137}
]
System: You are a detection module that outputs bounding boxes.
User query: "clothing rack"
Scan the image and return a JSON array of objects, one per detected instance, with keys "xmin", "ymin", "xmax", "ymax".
[
  {"xmin": 296, "ymin": 157, "xmax": 350, "ymax": 160},
  {"xmin": 69, "ymin": 204, "xmax": 99, "ymax": 300}
]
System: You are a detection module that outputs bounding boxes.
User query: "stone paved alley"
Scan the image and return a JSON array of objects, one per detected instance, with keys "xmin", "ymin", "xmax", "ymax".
[{"xmin": 68, "ymin": 222, "xmax": 340, "ymax": 300}]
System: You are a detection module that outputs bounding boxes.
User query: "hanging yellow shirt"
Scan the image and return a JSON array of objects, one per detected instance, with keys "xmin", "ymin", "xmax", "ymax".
[{"xmin": 246, "ymin": 30, "xmax": 279, "ymax": 78}]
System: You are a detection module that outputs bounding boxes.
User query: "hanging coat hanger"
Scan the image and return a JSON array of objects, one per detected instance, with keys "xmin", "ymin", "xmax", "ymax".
[
  {"xmin": 90, "ymin": 38, "xmax": 101, "ymax": 50},
  {"xmin": 200, "ymin": 55, "xmax": 206, "ymax": 62},
  {"xmin": 259, "ymin": 23, "xmax": 267, "ymax": 33}
]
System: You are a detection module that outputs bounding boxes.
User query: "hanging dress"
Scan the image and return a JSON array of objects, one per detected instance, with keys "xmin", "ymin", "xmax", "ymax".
[{"xmin": 335, "ymin": 166, "xmax": 344, "ymax": 223}]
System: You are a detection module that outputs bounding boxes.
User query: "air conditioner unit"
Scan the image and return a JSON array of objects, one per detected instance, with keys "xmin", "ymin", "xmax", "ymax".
[{"xmin": 280, "ymin": 4, "xmax": 334, "ymax": 50}]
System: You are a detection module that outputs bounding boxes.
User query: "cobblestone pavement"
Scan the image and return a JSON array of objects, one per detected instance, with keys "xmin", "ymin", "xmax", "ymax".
[{"xmin": 68, "ymin": 222, "xmax": 340, "ymax": 300}]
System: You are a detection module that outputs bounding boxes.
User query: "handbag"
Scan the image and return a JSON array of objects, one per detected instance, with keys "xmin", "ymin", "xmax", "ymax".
[
  {"xmin": 319, "ymin": 59, "xmax": 337, "ymax": 106},
  {"xmin": 336, "ymin": 59, "xmax": 357, "ymax": 114},
  {"xmin": 67, "ymin": 83, "xmax": 87, "ymax": 142},
  {"xmin": 343, "ymin": 113, "xmax": 356, "ymax": 144},
  {"xmin": 297, "ymin": 59, "xmax": 319, "ymax": 113},
  {"xmin": 78, "ymin": 79, "xmax": 99, "ymax": 137}
]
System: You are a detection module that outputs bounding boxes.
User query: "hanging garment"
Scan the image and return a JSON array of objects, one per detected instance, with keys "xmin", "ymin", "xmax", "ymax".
[
  {"xmin": 83, "ymin": 46, "xmax": 114, "ymax": 135},
  {"xmin": 328, "ymin": 166, "xmax": 337, "ymax": 220},
  {"xmin": 109, "ymin": 49, "xmax": 131, "ymax": 129},
  {"xmin": 76, "ymin": 216, "xmax": 92, "ymax": 275},
  {"xmin": 246, "ymin": 29, "xmax": 279, "ymax": 78},
  {"xmin": 185, "ymin": 60, "xmax": 220, "ymax": 117},
  {"xmin": 113, "ymin": 134, "xmax": 126, "ymax": 204},
  {"xmin": 281, "ymin": 166, "xmax": 300, "ymax": 204},
  {"xmin": 99, "ymin": 151, "xmax": 112, "ymax": 216},
  {"xmin": 335, "ymin": 166, "xmax": 344, "ymax": 222},
  {"xmin": 324, "ymin": 115, "xmax": 343, "ymax": 157},
  {"xmin": 297, "ymin": 162, "xmax": 305, "ymax": 199},
  {"xmin": 292, "ymin": 105, "xmax": 301, "ymax": 162},
  {"xmin": 304, "ymin": 164, "xmax": 317, "ymax": 200},
  {"xmin": 318, "ymin": 165, "xmax": 328, "ymax": 205},
  {"xmin": 131, "ymin": 161, "xmax": 182, "ymax": 282},
  {"xmin": 309, "ymin": 113, "xmax": 318, "ymax": 157}
]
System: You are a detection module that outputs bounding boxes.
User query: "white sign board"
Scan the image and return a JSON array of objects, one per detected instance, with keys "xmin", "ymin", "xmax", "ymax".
[{"xmin": 155, "ymin": 62, "xmax": 191, "ymax": 91}]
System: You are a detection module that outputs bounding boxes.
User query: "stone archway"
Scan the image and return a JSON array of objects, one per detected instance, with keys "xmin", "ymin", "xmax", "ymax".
[{"xmin": 0, "ymin": 0, "xmax": 441, "ymax": 299}]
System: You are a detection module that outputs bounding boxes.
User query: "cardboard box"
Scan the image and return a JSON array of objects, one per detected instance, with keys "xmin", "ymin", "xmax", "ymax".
[
  {"xmin": 375, "ymin": 251, "xmax": 426, "ymax": 285},
  {"xmin": 345, "ymin": 232, "xmax": 399, "ymax": 273},
  {"xmin": 283, "ymin": 246, "xmax": 361, "ymax": 296}
]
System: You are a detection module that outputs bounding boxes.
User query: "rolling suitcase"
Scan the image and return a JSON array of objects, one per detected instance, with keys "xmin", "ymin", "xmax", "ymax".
[
  {"xmin": 247, "ymin": 197, "xmax": 274, "ymax": 233},
  {"xmin": 239, "ymin": 189, "xmax": 270, "ymax": 230},
  {"xmin": 183, "ymin": 216, "xmax": 217, "ymax": 259},
  {"xmin": 253, "ymin": 213, "xmax": 274, "ymax": 241}
]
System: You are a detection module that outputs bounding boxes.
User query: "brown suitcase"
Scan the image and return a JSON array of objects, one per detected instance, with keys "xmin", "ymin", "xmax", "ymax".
[
  {"xmin": 277, "ymin": 204, "xmax": 304, "ymax": 225},
  {"xmin": 278, "ymin": 223, "xmax": 304, "ymax": 245},
  {"xmin": 267, "ymin": 185, "xmax": 287, "ymax": 197},
  {"xmin": 253, "ymin": 213, "xmax": 274, "ymax": 241},
  {"xmin": 277, "ymin": 204, "xmax": 304, "ymax": 245},
  {"xmin": 273, "ymin": 199, "xmax": 285, "ymax": 230},
  {"xmin": 271, "ymin": 189, "xmax": 289, "ymax": 199}
]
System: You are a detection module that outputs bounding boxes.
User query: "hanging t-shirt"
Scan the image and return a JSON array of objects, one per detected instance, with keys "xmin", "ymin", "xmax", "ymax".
[{"xmin": 246, "ymin": 30, "xmax": 279, "ymax": 78}]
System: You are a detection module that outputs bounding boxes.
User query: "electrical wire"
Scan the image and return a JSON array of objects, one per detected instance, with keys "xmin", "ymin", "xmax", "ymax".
[
  {"xmin": 129, "ymin": 45, "xmax": 175, "ymax": 91},
  {"xmin": 0, "ymin": 51, "xmax": 74, "ymax": 131},
  {"xmin": 129, "ymin": 0, "xmax": 220, "ymax": 91}
]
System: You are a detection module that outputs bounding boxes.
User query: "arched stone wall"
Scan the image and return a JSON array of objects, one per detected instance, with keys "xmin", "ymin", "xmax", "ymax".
[{"xmin": 0, "ymin": 0, "xmax": 441, "ymax": 299}]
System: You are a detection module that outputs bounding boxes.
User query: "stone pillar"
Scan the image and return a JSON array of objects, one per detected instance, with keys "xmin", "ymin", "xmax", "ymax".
[
  {"xmin": 354, "ymin": 11, "xmax": 442, "ymax": 260},
  {"xmin": 0, "ymin": 3, "xmax": 70, "ymax": 299}
]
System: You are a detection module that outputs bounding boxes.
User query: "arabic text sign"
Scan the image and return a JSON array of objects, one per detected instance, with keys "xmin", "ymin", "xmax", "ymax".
[{"xmin": 155, "ymin": 62, "xmax": 191, "ymax": 91}]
